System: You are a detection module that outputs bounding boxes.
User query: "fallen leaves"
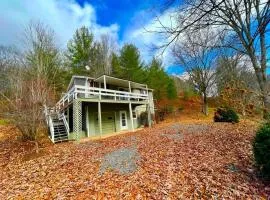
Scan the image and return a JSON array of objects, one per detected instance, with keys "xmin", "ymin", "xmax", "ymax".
[{"xmin": 0, "ymin": 121, "xmax": 269, "ymax": 199}]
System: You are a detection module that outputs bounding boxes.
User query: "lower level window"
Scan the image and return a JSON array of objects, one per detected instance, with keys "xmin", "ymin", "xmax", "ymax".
[{"xmin": 121, "ymin": 113, "xmax": 126, "ymax": 126}]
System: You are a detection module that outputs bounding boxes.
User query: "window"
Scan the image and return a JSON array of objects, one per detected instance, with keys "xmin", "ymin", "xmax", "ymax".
[
  {"xmin": 121, "ymin": 114, "xmax": 126, "ymax": 126},
  {"xmin": 132, "ymin": 111, "xmax": 137, "ymax": 119}
]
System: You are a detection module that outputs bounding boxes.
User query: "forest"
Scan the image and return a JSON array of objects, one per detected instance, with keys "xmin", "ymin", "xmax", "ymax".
[{"xmin": 0, "ymin": 0, "xmax": 270, "ymax": 198}]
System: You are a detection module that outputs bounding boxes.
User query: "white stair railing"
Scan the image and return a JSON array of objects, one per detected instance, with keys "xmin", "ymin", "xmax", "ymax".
[
  {"xmin": 48, "ymin": 115, "xmax": 55, "ymax": 143},
  {"xmin": 59, "ymin": 113, "xmax": 70, "ymax": 135},
  {"xmin": 44, "ymin": 105, "xmax": 55, "ymax": 143}
]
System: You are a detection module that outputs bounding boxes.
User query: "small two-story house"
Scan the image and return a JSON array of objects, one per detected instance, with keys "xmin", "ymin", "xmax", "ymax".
[{"xmin": 44, "ymin": 75, "xmax": 155, "ymax": 143}]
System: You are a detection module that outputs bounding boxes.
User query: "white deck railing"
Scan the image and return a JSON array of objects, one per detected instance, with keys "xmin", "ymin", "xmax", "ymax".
[
  {"xmin": 44, "ymin": 105, "xmax": 55, "ymax": 142},
  {"xmin": 55, "ymin": 85, "xmax": 149, "ymax": 111}
]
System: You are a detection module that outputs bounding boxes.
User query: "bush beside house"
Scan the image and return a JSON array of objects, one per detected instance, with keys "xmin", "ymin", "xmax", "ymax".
[
  {"xmin": 253, "ymin": 122, "xmax": 270, "ymax": 180},
  {"xmin": 214, "ymin": 107, "xmax": 239, "ymax": 123}
]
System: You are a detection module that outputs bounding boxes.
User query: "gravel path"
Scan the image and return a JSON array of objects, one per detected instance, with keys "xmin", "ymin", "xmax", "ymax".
[
  {"xmin": 99, "ymin": 145, "xmax": 140, "ymax": 175},
  {"xmin": 160, "ymin": 123, "xmax": 210, "ymax": 140}
]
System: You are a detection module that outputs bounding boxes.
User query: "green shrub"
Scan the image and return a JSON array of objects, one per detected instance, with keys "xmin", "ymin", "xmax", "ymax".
[
  {"xmin": 214, "ymin": 107, "xmax": 239, "ymax": 123},
  {"xmin": 0, "ymin": 119, "xmax": 9, "ymax": 125},
  {"xmin": 265, "ymin": 112, "xmax": 270, "ymax": 122},
  {"xmin": 253, "ymin": 122, "xmax": 270, "ymax": 180}
]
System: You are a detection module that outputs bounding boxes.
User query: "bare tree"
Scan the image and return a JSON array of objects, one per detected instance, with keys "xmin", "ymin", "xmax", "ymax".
[
  {"xmin": 158, "ymin": 0, "xmax": 270, "ymax": 116},
  {"xmin": 0, "ymin": 46, "xmax": 21, "ymax": 96},
  {"xmin": 99, "ymin": 34, "xmax": 117, "ymax": 75},
  {"xmin": 216, "ymin": 53, "xmax": 260, "ymax": 115},
  {"xmin": 0, "ymin": 22, "xmax": 59, "ymax": 148},
  {"xmin": 173, "ymin": 28, "xmax": 217, "ymax": 115},
  {"xmin": 24, "ymin": 21, "xmax": 64, "ymax": 96},
  {"xmin": 89, "ymin": 34, "xmax": 117, "ymax": 77}
]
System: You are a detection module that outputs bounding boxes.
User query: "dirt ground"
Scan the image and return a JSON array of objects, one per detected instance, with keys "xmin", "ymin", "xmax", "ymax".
[{"xmin": 0, "ymin": 118, "xmax": 269, "ymax": 199}]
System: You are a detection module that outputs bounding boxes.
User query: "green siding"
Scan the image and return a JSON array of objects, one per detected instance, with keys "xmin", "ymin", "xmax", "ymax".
[
  {"xmin": 85, "ymin": 103, "xmax": 139, "ymax": 137},
  {"xmin": 94, "ymin": 112, "xmax": 115, "ymax": 134},
  {"xmin": 68, "ymin": 131, "xmax": 87, "ymax": 140}
]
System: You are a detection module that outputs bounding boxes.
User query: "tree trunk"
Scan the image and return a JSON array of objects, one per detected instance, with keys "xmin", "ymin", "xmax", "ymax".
[
  {"xmin": 254, "ymin": 69, "xmax": 269, "ymax": 118},
  {"xmin": 202, "ymin": 92, "xmax": 208, "ymax": 116},
  {"xmin": 262, "ymin": 93, "xmax": 269, "ymax": 118}
]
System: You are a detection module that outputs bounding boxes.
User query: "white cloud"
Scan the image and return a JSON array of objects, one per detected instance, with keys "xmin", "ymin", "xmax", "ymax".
[
  {"xmin": 0, "ymin": 0, "xmax": 119, "ymax": 48},
  {"xmin": 123, "ymin": 8, "xmax": 178, "ymax": 67},
  {"xmin": 177, "ymin": 72, "xmax": 190, "ymax": 81}
]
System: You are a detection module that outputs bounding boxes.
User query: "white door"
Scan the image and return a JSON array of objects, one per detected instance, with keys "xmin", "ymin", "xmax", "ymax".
[{"xmin": 120, "ymin": 111, "xmax": 128, "ymax": 130}]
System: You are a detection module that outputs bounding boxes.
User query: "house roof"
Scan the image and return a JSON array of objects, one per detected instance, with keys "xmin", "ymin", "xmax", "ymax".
[
  {"xmin": 67, "ymin": 74, "xmax": 153, "ymax": 91},
  {"xmin": 95, "ymin": 75, "xmax": 152, "ymax": 90},
  {"xmin": 67, "ymin": 75, "xmax": 95, "ymax": 91}
]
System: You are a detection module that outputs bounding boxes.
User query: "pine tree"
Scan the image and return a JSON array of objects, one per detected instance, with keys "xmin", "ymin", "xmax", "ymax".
[
  {"xmin": 167, "ymin": 78, "xmax": 177, "ymax": 99},
  {"xmin": 113, "ymin": 44, "xmax": 145, "ymax": 83},
  {"xmin": 146, "ymin": 57, "xmax": 176, "ymax": 100},
  {"xmin": 66, "ymin": 26, "xmax": 94, "ymax": 76}
]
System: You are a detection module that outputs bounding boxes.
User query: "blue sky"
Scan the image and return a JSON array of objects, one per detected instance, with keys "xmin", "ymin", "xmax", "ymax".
[
  {"xmin": 0, "ymin": 0, "xmax": 180, "ymax": 74},
  {"xmin": 0, "ymin": 0, "xmax": 268, "ymax": 75},
  {"xmin": 77, "ymin": 0, "xmax": 155, "ymax": 40}
]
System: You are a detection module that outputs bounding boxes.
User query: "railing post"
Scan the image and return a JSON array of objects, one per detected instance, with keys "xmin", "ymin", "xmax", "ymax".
[
  {"xmin": 98, "ymin": 102, "xmax": 102, "ymax": 136},
  {"xmin": 129, "ymin": 102, "xmax": 134, "ymax": 131},
  {"xmin": 128, "ymin": 81, "xmax": 131, "ymax": 101},
  {"xmin": 49, "ymin": 116, "xmax": 54, "ymax": 143},
  {"xmin": 147, "ymin": 103, "xmax": 152, "ymax": 128}
]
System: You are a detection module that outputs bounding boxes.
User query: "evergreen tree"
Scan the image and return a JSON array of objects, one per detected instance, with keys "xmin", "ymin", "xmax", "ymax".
[
  {"xmin": 113, "ymin": 44, "xmax": 145, "ymax": 82},
  {"xmin": 66, "ymin": 26, "xmax": 94, "ymax": 76},
  {"xmin": 111, "ymin": 52, "xmax": 121, "ymax": 77},
  {"xmin": 146, "ymin": 57, "xmax": 177, "ymax": 100},
  {"xmin": 146, "ymin": 58, "xmax": 167, "ymax": 99},
  {"xmin": 167, "ymin": 78, "xmax": 177, "ymax": 99}
]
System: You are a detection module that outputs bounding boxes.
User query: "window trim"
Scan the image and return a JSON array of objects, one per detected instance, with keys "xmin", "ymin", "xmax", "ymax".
[{"xmin": 119, "ymin": 111, "xmax": 128, "ymax": 130}]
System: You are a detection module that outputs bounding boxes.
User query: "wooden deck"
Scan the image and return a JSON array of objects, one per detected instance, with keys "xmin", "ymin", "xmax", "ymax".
[{"xmin": 55, "ymin": 85, "xmax": 150, "ymax": 111}]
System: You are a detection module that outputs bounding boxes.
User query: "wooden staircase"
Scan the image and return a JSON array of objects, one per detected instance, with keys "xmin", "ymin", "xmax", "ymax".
[
  {"xmin": 44, "ymin": 106, "xmax": 70, "ymax": 143},
  {"xmin": 51, "ymin": 115, "xmax": 69, "ymax": 142}
]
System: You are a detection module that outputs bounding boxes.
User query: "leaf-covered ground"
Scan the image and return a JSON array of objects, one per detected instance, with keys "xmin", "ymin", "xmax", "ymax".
[{"xmin": 0, "ymin": 121, "xmax": 269, "ymax": 199}]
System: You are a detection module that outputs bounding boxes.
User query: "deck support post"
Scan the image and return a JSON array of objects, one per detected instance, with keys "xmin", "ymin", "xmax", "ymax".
[
  {"xmin": 104, "ymin": 75, "xmax": 106, "ymax": 89},
  {"xmin": 98, "ymin": 102, "xmax": 102, "ymax": 136},
  {"xmin": 73, "ymin": 100, "xmax": 82, "ymax": 140},
  {"xmin": 128, "ymin": 81, "xmax": 131, "ymax": 93},
  {"xmin": 86, "ymin": 106, "xmax": 89, "ymax": 137},
  {"xmin": 129, "ymin": 102, "xmax": 134, "ymax": 131},
  {"xmin": 147, "ymin": 104, "xmax": 152, "ymax": 128}
]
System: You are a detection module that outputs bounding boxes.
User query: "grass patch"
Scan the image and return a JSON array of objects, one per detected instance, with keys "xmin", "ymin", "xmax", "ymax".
[{"xmin": 0, "ymin": 119, "xmax": 9, "ymax": 125}]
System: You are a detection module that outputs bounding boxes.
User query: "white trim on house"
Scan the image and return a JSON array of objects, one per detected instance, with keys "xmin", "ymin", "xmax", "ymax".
[{"xmin": 120, "ymin": 111, "xmax": 128, "ymax": 130}]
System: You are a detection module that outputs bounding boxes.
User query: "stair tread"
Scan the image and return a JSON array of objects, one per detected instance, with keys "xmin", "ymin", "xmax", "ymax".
[
  {"xmin": 54, "ymin": 134, "xmax": 67, "ymax": 137},
  {"xmin": 55, "ymin": 136, "xmax": 68, "ymax": 139},
  {"xmin": 55, "ymin": 137, "xmax": 68, "ymax": 139},
  {"xmin": 54, "ymin": 127, "xmax": 66, "ymax": 130},
  {"xmin": 47, "ymin": 112, "xmax": 69, "ymax": 143},
  {"xmin": 54, "ymin": 132, "xmax": 67, "ymax": 135}
]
